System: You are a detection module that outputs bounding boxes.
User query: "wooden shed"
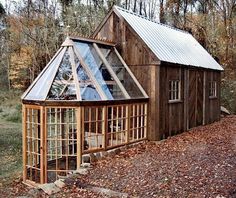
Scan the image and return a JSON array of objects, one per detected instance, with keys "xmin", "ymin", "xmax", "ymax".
[
  {"xmin": 92, "ymin": 6, "xmax": 224, "ymax": 140},
  {"xmin": 21, "ymin": 6, "xmax": 223, "ymax": 186}
]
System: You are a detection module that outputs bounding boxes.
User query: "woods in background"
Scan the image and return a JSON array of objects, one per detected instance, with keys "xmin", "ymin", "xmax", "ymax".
[{"xmin": 0, "ymin": 0, "xmax": 235, "ymax": 112}]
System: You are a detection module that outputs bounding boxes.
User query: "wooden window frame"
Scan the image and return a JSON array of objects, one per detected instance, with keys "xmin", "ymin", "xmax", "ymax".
[
  {"xmin": 169, "ymin": 80, "xmax": 181, "ymax": 102},
  {"xmin": 209, "ymin": 81, "xmax": 217, "ymax": 99}
]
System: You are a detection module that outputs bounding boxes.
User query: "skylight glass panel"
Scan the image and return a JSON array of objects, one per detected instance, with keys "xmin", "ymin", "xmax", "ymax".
[
  {"xmin": 100, "ymin": 46, "xmax": 144, "ymax": 98},
  {"xmin": 74, "ymin": 42, "xmax": 126, "ymax": 100},
  {"xmin": 47, "ymin": 49, "xmax": 77, "ymax": 100},
  {"xmin": 24, "ymin": 48, "xmax": 66, "ymax": 100}
]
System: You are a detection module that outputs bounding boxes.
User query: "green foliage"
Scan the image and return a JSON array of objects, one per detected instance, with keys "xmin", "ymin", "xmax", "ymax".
[
  {"xmin": 0, "ymin": 123, "xmax": 22, "ymax": 179},
  {"xmin": 221, "ymin": 80, "xmax": 236, "ymax": 114},
  {"xmin": 0, "ymin": 91, "xmax": 22, "ymax": 123}
]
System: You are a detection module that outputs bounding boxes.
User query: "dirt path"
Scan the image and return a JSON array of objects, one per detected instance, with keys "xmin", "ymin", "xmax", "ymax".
[{"xmin": 1, "ymin": 116, "xmax": 236, "ymax": 197}]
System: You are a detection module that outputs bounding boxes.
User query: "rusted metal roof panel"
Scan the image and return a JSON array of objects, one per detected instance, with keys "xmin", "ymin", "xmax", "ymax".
[{"xmin": 114, "ymin": 6, "xmax": 223, "ymax": 71}]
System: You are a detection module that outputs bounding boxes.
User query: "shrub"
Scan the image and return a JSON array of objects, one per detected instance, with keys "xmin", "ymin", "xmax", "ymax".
[{"xmin": 221, "ymin": 79, "xmax": 236, "ymax": 114}]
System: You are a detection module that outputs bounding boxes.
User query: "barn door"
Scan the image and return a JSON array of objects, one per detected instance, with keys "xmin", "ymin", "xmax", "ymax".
[{"xmin": 188, "ymin": 70, "xmax": 204, "ymax": 129}]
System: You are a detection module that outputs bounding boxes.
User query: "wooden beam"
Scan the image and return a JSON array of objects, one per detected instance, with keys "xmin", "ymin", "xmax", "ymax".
[
  {"xmin": 43, "ymin": 47, "xmax": 67, "ymax": 101},
  {"xmin": 22, "ymin": 105, "xmax": 27, "ymax": 182},
  {"xmin": 102, "ymin": 106, "xmax": 107, "ymax": 150},
  {"xmin": 73, "ymin": 44, "xmax": 108, "ymax": 100},
  {"xmin": 183, "ymin": 69, "xmax": 188, "ymax": 131},
  {"xmin": 71, "ymin": 36, "xmax": 116, "ymax": 46},
  {"xmin": 114, "ymin": 47, "xmax": 149, "ymax": 98},
  {"xmin": 68, "ymin": 47, "xmax": 82, "ymax": 101},
  {"xmin": 44, "ymin": 107, "xmax": 48, "ymax": 183},
  {"xmin": 93, "ymin": 43, "xmax": 131, "ymax": 99},
  {"xmin": 40, "ymin": 106, "xmax": 45, "ymax": 184},
  {"xmin": 203, "ymin": 70, "xmax": 206, "ymax": 125},
  {"xmin": 76, "ymin": 107, "xmax": 82, "ymax": 169}
]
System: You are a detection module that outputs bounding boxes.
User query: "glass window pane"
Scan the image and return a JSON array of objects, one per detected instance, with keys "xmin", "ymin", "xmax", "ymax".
[
  {"xmin": 74, "ymin": 41, "xmax": 126, "ymax": 100},
  {"xmin": 47, "ymin": 49, "xmax": 77, "ymax": 100},
  {"xmin": 100, "ymin": 46, "xmax": 144, "ymax": 98},
  {"xmin": 25, "ymin": 48, "xmax": 65, "ymax": 100},
  {"xmin": 74, "ymin": 51, "xmax": 101, "ymax": 101}
]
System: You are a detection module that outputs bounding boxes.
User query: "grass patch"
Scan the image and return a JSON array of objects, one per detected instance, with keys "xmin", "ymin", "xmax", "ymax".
[
  {"xmin": 0, "ymin": 122, "xmax": 22, "ymax": 180},
  {"xmin": 0, "ymin": 90, "xmax": 23, "ymax": 183}
]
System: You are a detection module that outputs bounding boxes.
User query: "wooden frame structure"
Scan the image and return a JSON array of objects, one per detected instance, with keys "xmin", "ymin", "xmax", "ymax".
[
  {"xmin": 92, "ymin": 5, "xmax": 223, "ymax": 141},
  {"xmin": 22, "ymin": 101, "xmax": 148, "ymax": 185},
  {"xmin": 22, "ymin": 36, "xmax": 148, "ymax": 185}
]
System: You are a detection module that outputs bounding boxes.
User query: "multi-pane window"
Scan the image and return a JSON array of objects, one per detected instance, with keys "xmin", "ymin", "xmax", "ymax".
[
  {"xmin": 169, "ymin": 80, "xmax": 181, "ymax": 101},
  {"xmin": 209, "ymin": 81, "xmax": 217, "ymax": 98}
]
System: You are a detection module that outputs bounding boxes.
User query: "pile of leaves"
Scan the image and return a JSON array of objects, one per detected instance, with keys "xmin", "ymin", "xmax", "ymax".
[{"xmin": 1, "ymin": 115, "xmax": 236, "ymax": 197}]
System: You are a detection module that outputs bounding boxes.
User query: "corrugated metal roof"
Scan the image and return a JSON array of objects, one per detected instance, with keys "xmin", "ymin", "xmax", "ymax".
[{"xmin": 114, "ymin": 6, "xmax": 223, "ymax": 71}]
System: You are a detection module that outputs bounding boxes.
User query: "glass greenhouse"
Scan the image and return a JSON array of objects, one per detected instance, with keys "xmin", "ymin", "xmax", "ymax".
[{"xmin": 21, "ymin": 37, "xmax": 148, "ymax": 185}]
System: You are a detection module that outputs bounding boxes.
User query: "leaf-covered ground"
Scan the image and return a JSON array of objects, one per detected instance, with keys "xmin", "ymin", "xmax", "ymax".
[{"xmin": 1, "ymin": 115, "xmax": 236, "ymax": 197}]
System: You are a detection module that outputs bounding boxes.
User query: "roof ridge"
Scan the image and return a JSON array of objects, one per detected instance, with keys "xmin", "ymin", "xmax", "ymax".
[{"xmin": 113, "ymin": 5, "xmax": 190, "ymax": 35}]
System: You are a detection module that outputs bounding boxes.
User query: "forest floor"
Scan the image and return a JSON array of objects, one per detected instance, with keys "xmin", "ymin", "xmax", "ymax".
[{"xmin": 0, "ymin": 115, "xmax": 236, "ymax": 198}]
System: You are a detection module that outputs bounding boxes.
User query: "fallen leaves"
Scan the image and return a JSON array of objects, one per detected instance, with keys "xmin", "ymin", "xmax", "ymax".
[{"xmin": 1, "ymin": 115, "xmax": 236, "ymax": 197}]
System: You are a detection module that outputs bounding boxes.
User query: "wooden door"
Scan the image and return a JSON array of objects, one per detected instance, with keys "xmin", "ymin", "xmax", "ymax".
[{"xmin": 188, "ymin": 70, "xmax": 203, "ymax": 129}]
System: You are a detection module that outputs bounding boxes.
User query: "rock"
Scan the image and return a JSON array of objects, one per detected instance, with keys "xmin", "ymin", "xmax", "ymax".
[
  {"xmin": 82, "ymin": 154, "xmax": 90, "ymax": 163},
  {"xmin": 54, "ymin": 179, "xmax": 66, "ymax": 188},
  {"xmin": 27, "ymin": 188, "xmax": 41, "ymax": 197},
  {"xmin": 75, "ymin": 168, "xmax": 88, "ymax": 175},
  {"xmin": 95, "ymin": 152, "xmax": 101, "ymax": 159},
  {"xmin": 38, "ymin": 183, "xmax": 60, "ymax": 195},
  {"xmin": 107, "ymin": 149, "xmax": 116, "ymax": 156},
  {"xmin": 80, "ymin": 163, "xmax": 91, "ymax": 168},
  {"xmin": 100, "ymin": 151, "xmax": 108, "ymax": 157},
  {"xmin": 89, "ymin": 153, "xmax": 97, "ymax": 162},
  {"xmin": 114, "ymin": 148, "xmax": 121, "ymax": 154},
  {"xmin": 88, "ymin": 186, "xmax": 128, "ymax": 198},
  {"xmin": 221, "ymin": 106, "xmax": 230, "ymax": 115}
]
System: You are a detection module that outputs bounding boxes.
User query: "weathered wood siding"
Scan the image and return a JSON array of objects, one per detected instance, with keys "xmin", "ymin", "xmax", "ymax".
[
  {"xmin": 159, "ymin": 65, "xmax": 221, "ymax": 139},
  {"xmin": 204, "ymin": 71, "xmax": 221, "ymax": 124},
  {"xmin": 159, "ymin": 65, "xmax": 185, "ymax": 139},
  {"xmin": 93, "ymin": 10, "xmax": 221, "ymax": 140},
  {"xmin": 93, "ymin": 11, "xmax": 160, "ymax": 140},
  {"xmin": 188, "ymin": 69, "xmax": 204, "ymax": 129}
]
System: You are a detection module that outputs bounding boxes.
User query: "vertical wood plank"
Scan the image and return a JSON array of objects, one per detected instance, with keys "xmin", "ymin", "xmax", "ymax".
[
  {"xmin": 44, "ymin": 107, "xmax": 48, "ymax": 183},
  {"xmin": 40, "ymin": 106, "xmax": 45, "ymax": 184},
  {"xmin": 76, "ymin": 107, "xmax": 82, "ymax": 170},
  {"xmin": 125, "ymin": 105, "xmax": 130, "ymax": 144},
  {"xmin": 203, "ymin": 71, "xmax": 206, "ymax": 125},
  {"xmin": 22, "ymin": 105, "xmax": 27, "ymax": 182},
  {"xmin": 102, "ymin": 106, "xmax": 107, "ymax": 150}
]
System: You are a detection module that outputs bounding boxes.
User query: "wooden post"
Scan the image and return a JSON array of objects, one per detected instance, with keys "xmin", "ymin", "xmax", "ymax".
[
  {"xmin": 76, "ymin": 107, "xmax": 82, "ymax": 169},
  {"xmin": 144, "ymin": 103, "xmax": 148, "ymax": 138},
  {"xmin": 203, "ymin": 71, "xmax": 206, "ymax": 125},
  {"xmin": 102, "ymin": 106, "xmax": 107, "ymax": 150},
  {"xmin": 148, "ymin": 65, "xmax": 160, "ymax": 140},
  {"xmin": 22, "ymin": 105, "xmax": 27, "ymax": 182},
  {"xmin": 40, "ymin": 106, "xmax": 45, "ymax": 184},
  {"xmin": 125, "ymin": 105, "xmax": 130, "ymax": 144},
  {"xmin": 183, "ymin": 69, "xmax": 189, "ymax": 131},
  {"xmin": 44, "ymin": 107, "xmax": 48, "ymax": 183}
]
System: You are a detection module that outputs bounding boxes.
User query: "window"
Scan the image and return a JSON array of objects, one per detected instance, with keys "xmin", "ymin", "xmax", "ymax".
[
  {"xmin": 169, "ymin": 80, "xmax": 181, "ymax": 101},
  {"xmin": 209, "ymin": 81, "xmax": 217, "ymax": 98}
]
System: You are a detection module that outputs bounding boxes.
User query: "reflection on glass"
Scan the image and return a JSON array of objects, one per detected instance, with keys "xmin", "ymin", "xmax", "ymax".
[
  {"xmin": 25, "ymin": 48, "xmax": 66, "ymax": 100},
  {"xmin": 74, "ymin": 42, "xmax": 126, "ymax": 100},
  {"xmin": 47, "ymin": 49, "xmax": 77, "ymax": 100},
  {"xmin": 102, "ymin": 47, "xmax": 144, "ymax": 98},
  {"xmin": 74, "ymin": 50, "xmax": 101, "ymax": 101}
]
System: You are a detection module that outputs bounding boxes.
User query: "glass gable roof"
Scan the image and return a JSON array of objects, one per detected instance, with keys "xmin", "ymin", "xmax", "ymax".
[{"xmin": 22, "ymin": 37, "xmax": 148, "ymax": 101}]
